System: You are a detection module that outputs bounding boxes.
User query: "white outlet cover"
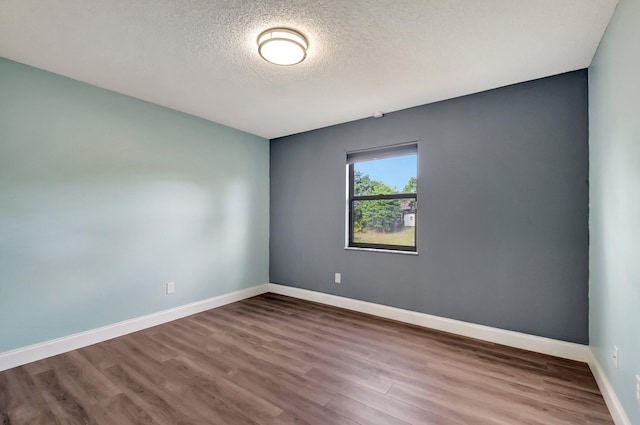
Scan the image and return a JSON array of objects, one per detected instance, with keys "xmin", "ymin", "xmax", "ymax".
[
  {"xmin": 613, "ymin": 346, "xmax": 619, "ymax": 369},
  {"xmin": 334, "ymin": 273, "xmax": 341, "ymax": 284},
  {"xmin": 166, "ymin": 281, "xmax": 175, "ymax": 294}
]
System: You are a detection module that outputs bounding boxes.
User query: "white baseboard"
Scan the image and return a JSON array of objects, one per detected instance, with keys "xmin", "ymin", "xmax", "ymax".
[
  {"xmin": 0, "ymin": 283, "xmax": 269, "ymax": 372},
  {"xmin": 269, "ymin": 284, "xmax": 632, "ymax": 423},
  {"xmin": 267, "ymin": 283, "xmax": 590, "ymax": 362},
  {"xmin": 587, "ymin": 351, "xmax": 632, "ymax": 425},
  {"xmin": 2, "ymin": 281, "xmax": 629, "ymax": 423}
]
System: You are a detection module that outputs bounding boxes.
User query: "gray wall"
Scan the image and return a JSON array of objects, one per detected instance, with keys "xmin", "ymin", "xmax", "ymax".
[
  {"xmin": 271, "ymin": 70, "xmax": 589, "ymax": 344},
  {"xmin": 589, "ymin": 0, "xmax": 640, "ymax": 422},
  {"xmin": 0, "ymin": 58, "xmax": 269, "ymax": 353}
]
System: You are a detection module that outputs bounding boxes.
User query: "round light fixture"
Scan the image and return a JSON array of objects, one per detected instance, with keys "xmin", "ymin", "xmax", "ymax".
[{"xmin": 257, "ymin": 28, "xmax": 308, "ymax": 66}]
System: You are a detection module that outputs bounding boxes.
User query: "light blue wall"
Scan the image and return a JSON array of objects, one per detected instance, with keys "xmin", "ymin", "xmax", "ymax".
[
  {"xmin": 589, "ymin": 0, "xmax": 640, "ymax": 423},
  {"xmin": 0, "ymin": 58, "xmax": 269, "ymax": 353}
]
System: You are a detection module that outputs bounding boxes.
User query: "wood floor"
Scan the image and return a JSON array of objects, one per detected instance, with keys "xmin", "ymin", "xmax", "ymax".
[{"xmin": 1, "ymin": 294, "xmax": 613, "ymax": 425}]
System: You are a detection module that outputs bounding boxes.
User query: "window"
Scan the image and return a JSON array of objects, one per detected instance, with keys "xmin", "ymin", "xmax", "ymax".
[{"xmin": 347, "ymin": 143, "xmax": 417, "ymax": 252}]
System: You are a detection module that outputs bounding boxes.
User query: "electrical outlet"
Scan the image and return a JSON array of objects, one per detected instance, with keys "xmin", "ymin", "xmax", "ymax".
[
  {"xmin": 636, "ymin": 375, "xmax": 640, "ymax": 405},
  {"xmin": 334, "ymin": 273, "xmax": 341, "ymax": 284},
  {"xmin": 166, "ymin": 281, "xmax": 175, "ymax": 294},
  {"xmin": 613, "ymin": 346, "xmax": 619, "ymax": 369}
]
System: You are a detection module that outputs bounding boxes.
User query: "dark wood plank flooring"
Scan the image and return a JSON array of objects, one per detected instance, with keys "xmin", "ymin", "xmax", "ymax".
[{"xmin": 0, "ymin": 293, "xmax": 613, "ymax": 424}]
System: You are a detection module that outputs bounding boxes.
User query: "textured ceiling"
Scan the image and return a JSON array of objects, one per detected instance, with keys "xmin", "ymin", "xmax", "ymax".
[{"xmin": 0, "ymin": 0, "xmax": 617, "ymax": 139}]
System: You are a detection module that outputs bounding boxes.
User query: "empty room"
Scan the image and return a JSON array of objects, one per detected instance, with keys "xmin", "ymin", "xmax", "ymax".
[{"xmin": 0, "ymin": 0, "xmax": 638, "ymax": 424}]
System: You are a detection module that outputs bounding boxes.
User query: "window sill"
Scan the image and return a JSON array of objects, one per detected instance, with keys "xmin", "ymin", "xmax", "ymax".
[{"xmin": 344, "ymin": 247, "xmax": 418, "ymax": 256}]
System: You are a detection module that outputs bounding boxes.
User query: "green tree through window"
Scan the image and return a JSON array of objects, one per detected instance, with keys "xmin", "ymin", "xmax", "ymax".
[
  {"xmin": 353, "ymin": 172, "xmax": 401, "ymax": 233},
  {"xmin": 347, "ymin": 144, "xmax": 417, "ymax": 251}
]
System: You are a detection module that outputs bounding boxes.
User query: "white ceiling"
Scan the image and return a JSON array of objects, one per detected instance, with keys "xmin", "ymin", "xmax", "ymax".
[{"xmin": 0, "ymin": 0, "xmax": 617, "ymax": 139}]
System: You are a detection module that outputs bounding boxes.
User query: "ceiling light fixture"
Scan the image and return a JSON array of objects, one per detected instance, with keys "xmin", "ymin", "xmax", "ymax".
[{"xmin": 258, "ymin": 28, "xmax": 308, "ymax": 66}]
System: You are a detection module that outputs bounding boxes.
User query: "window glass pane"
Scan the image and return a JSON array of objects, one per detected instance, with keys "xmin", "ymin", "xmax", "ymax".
[
  {"xmin": 353, "ymin": 154, "xmax": 417, "ymax": 195},
  {"xmin": 352, "ymin": 199, "xmax": 416, "ymax": 247}
]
